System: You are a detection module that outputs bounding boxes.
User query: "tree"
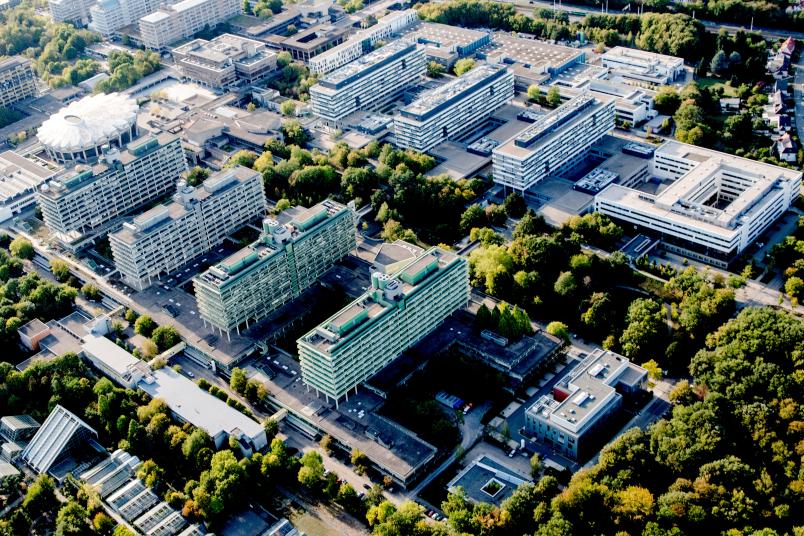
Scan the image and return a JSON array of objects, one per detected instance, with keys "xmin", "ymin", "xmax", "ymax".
[
  {"xmin": 81, "ymin": 283, "xmax": 101, "ymax": 301},
  {"xmin": 641, "ymin": 359, "xmax": 663, "ymax": 383},
  {"xmin": 460, "ymin": 204, "xmax": 487, "ymax": 234},
  {"xmin": 530, "ymin": 452, "xmax": 542, "ymax": 477},
  {"xmin": 92, "ymin": 512, "xmax": 114, "ymax": 535},
  {"xmin": 230, "ymin": 367, "xmax": 247, "ymax": 394},
  {"xmin": 546, "ymin": 86, "xmax": 562, "ymax": 107},
  {"xmin": 527, "ymin": 84, "xmax": 541, "ymax": 101},
  {"xmin": 55, "ymin": 501, "xmax": 89, "ymax": 536},
  {"xmin": 9, "ymin": 237, "xmax": 33, "ymax": 259},
  {"xmin": 553, "ymin": 271, "xmax": 577, "ymax": 297},
  {"xmin": 193, "ymin": 450, "xmax": 247, "ymax": 520},
  {"xmin": 22, "ymin": 474, "xmax": 56, "ymax": 516},
  {"xmin": 453, "ymin": 58, "xmax": 475, "ymax": 76},
  {"xmin": 320, "ymin": 434, "xmax": 334, "ymax": 455},
  {"xmin": 504, "ymin": 192, "xmax": 527, "ymax": 218},
  {"xmin": 298, "ymin": 450, "xmax": 325, "ymax": 487},
  {"xmin": 710, "ymin": 50, "xmax": 729, "ymax": 75},
  {"xmin": 151, "ymin": 325, "xmax": 180, "ymax": 351},
  {"xmin": 785, "ymin": 276, "xmax": 804, "ymax": 299},
  {"xmin": 426, "ymin": 61, "xmax": 445, "ymax": 78},
  {"xmin": 281, "ymin": 119, "xmax": 309, "ymax": 147},
  {"xmin": 134, "ymin": 315, "xmax": 156, "ymax": 337},
  {"xmin": 182, "ymin": 428, "xmax": 213, "ymax": 466},
  {"xmin": 546, "ymin": 321, "xmax": 570, "ymax": 342},
  {"xmin": 653, "ymin": 86, "xmax": 681, "ymax": 115},
  {"xmin": 279, "ymin": 100, "xmax": 296, "ymax": 117},
  {"xmin": 263, "ymin": 418, "xmax": 279, "ymax": 441},
  {"xmin": 351, "ymin": 448, "xmax": 369, "ymax": 475},
  {"xmin": 50, "ymin": 259, "xmax": 70, "ymax": 282}
]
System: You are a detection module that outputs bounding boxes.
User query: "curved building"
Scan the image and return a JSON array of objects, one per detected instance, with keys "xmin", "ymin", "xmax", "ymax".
[{"xmin": 37, "ymin": 93, "xmax": 139, "ymax": 163}]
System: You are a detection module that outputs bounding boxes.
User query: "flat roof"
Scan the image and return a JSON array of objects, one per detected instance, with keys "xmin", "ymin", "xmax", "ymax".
[
  {"xmin": 318, "ymin": 39, "xmax": 418, "ymax": 90},
  {"xmin": 481, "ymin": 33, "xmax": 583, "ymax": 72},
  {"xmin": 140, "ymin": 367, "xmax": 264, "ymax": 441},
  {"xmin": 447, "ymin": 455, "xmax": 528, "ymax": 505},
  {"xmin": 82, "ymin": 334, "xmax": 144, "ymax": 377}
]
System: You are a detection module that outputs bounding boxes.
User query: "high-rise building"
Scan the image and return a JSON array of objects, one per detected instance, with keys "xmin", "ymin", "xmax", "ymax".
[
  {"xmin": 193, "ymin": 200, "xmax": 356, "ymax": 336},
  {"xmin": 310, "ymin": 39, "xmax": 425, "ymax": 126},
  {"xmin": 89, "ymin": 0, "xmax": 164, "ymax": 36},
  {"xmin": 492, "ymin": 94, "xmax": 615, "ymax": 190},
  {"xmin": 37, "ymin": 133, "xmax": 187, "ymax": 249},
  {"xmin": 138, "ymin": 0, "xmax": 241, "ymax": 50},
  {"xmin": 308, "ymin": 9, "xmax": 418, "ymax": 74},
  {"xmin": 48, "ymin": 0, "xmax": 94, "ymax": 23},
  {"xmin": 393, "ymin": 65, "xmax": 514, "ymax": 152},
  {"xmin": 298, "ymin": 246, "xmax": 469, "ymax": 404},
  {"xmin": 109, "ymin": 166, "xmax": 266, "ymax": 291},
  {"xmin": 0, "ymin": 57, "xmax": 36, "ymax": 108}
]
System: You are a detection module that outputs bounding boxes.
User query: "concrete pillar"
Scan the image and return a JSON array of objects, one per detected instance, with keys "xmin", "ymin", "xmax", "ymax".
[{"xmin": 236, "ymin": 325, "xmax": 240, "ymax": 336}]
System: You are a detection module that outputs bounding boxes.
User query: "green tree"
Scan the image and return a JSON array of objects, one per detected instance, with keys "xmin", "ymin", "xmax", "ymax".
[
  {"xmin": 279, "ymin": 100, "xmax": 296, "ymax": 117},
  {"xmin": 460, "ymin": 204, "xmax": 487, "ymax": 234},
  {"xmin": 134, "ymin": 315, "xmax": 156, "ymax": 337},
  {"xmin": 546, "ymin": 321, "xmax": 570, "ymax": 342},
  {"xmin": 151, "ymin": 325, "xmax": 180, "ymax": 351},
  {"xmin": 298, "ymin": 450, "xmax": 325, "ymax": 487},
  {"xmin": 527, "ymin": 84, "xmax": 541, "ymax": 101},
  {"xmin": 426, "ymin": 61, "xmax": 445, "ymax": 77},
  {"xmin": 9, "ymin": 237, "xmax": 33, "ymax": 259},
  {"xmin": 22, "ymin": 474, "xmax": 56, "ymax": 517},
  {"xmin": 653, "ymin": 86, "xmax": 681, "ymax": 115},
  {"xmin": 546, "ymin": 86, "xmax": 562, "ymax": 107},
  {"xmin": 504, "ymin": 192, "xmax": 527, "ymax": 218},
  {"xmin": 229, "ymin": 367, "xmax": 247, "ymax": 394},
  {"xmin": 453, "ymin": 58, "xmax": 475, "ymax": 76},
  {"xmin": 351, "ymin": 448, "xmax": 369, "ymax": 475},
  {"xmin": 81, "ymin": 283, "xmax": 101, "ymax": 301},
  {"xmin": 55, "ymin": 501, "xmax": 89, "ymax": 536},
  {"xmin": 50, "ymin": 259, "xmax": 70, "ymax": 282},
  {"xmin": 709, "ymin": 49, "xmax": 729, "ymax": 75}
]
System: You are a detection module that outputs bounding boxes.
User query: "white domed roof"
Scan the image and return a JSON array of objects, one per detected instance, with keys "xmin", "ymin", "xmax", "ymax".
[{"xmin": 37, "ymin": 93, "xmax": 138, "ymax": 154}]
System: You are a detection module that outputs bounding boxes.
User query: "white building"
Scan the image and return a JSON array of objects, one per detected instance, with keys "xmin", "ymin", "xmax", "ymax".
[
  {"xmin": 0, "ymin": 151, "xmax": 60, "ymax": 222},
  {"xmin": 308, "ymin": 9, "xmax": 418, "ymax": 74},
  {"xmin": 37, "ymin": 133, "xmax": 187, "ymax": 249},
  {"xmin": 394, "ymin": 64, "xmax": 514, "ymax": 152},
  {"xmin": 89, "ymin": 0, "xmax": 164, "ymax": 36},
  {"xmin": 48, "ymin": 0, "xmax": 94, "ymax": 23},
  {"xmin": 82, "ymin": 334, "xmax": 151, "ymax": 388},
  {"xmin": 310, "ymin": 39, "xmax": 425, "ymax": 126},
  {"xmin": 595, "ymin": 140, "xmax": 803, "ymax": 267},
  {"xmin": 525, "ymin": 349, "xmax": 646, "ymax": 459},
  {"xmin": 109, "ymin": 166, "xmax": 266, "ymax": 291},
  {"xmin": 139, "ymin": 0, "xmax": 242, "ymax": 50},
  {"xmin": 492, "ymin": 94, "xmax": 616, "ymax": 190},
  {"xmin": 601, "ymin": 46, "xmax": 685, "ymax": 87}
]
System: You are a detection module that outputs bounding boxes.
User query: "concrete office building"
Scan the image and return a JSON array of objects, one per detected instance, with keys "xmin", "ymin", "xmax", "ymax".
[
  {"xmin": 194, "ymin": 200, "xmax": 356, "ymax": 336},
  {"xmin": 277, "ymin": 24, "xmax": 350, "ymax": 63},
  {"xmin": 525, "ymin": 348, "xmax": 647, "ymax": 459},
  {"xmin": 0, "ymin": 57, "xmax": 36, "ymax": 108},
  {"xmin": 89, "ymin": 0, "xmax": 163, "ymax": 36},
  {"xmin": 492, "ymin": 94, "xmax": 615, "ymax": 190},
  {"xmin": 0, "ymin": 151, "xmax": 60, "ymax": 222},
  {"xmin": 595, "ymin": 140, "xmax": 803, "ymax": 267},
  {"xmin": 298, "ymin": 246, "xmax": 469, "ymax": 404},
  {"xmin": 48, "ymin": 0, "xmax": 94, "ymax": 23},
  {"xmin": 394, "ymin": 65, "xmax": 514, "ymax": 152},
  {"xmin": 37, "ymin": 133, "xmax": 187, "ymax": 249},
  {"xmin": 109, "ymin": 166, "xmax": 266, "ymax": 291},
  {"xmin": 37, "ymin": 93, "xmax": 140, "ymax": 164},
  {"xmin": 308, "ymin": 9, "xmax": 418, "ymax": 74},
  {"xmin": 401, "ymin": 22, "xmax": 490, "ymax": 67},
  {"xmin": 172, "ymin": 34, "xmax": 277, "ymax": 88},
  {"xmin": 310, "ymin": 39, "xmax": 425, "ymax": 126},
  {"xmin": 479, "ymin": 33, "xmax": 584, "ymax": 89},
  {"xmin": 601, "ymin": 46, "xmax": 684, "ymax": 87},
  {"xmin": 139, "ymin": 0, "xmax": 241, "ymax": 50}
]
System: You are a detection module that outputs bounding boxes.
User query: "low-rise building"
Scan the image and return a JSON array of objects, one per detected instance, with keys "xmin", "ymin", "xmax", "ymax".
[
  {"xmin": 595, "ymin": 140, "xmax": 803, "ymax": 267},
  {"xmin": 298, "ymin": 246, "xmax": 469, "ymax": 404},
  {"xmin": 109, "ymin": 166, "xmax": 266, "ymax": 291},
  {"xmin": 21, "ymin": 405, "xmax": 99, "ymax": 475},
  {"xmin": 492, "ymin": 94, "xmax": 615, "ymax": 190},
  {"xmin": 601, "ymin": 46, "xmax": 685, "ymax": 87},
  {"xmin": 82, "ymin": 334, "xmax": 151, "ymax": 388},
  {"xmin": 139, "ymin": 0, "xmax": 242, "ymax": 50},
  {"xmin": 401, "ymin": 21, "xmax": 490, "ymax": 66},
  {"xmin": 172, "ymin": 34, "xmax": 277, "ymax": 88},
  {"xmin": 479, "ymin": 33, "xmax": 584, "ymax": 89},
  {"xmin": 310, "ymin": 39, "xmax": 425, "ymax": 126},
  {"xmin": 0, "ymin": 415, "xmax": 40, "ymax": 443},
  {"xmin": 0, "ymin": 151, "xmax": 60, "ymax": 222},
  {"xmin": 194, "ymin": 199, "xmax": 356, "ymax": 336},
  {"xmin": 394, "ymin": 64, "xmax": 514, "ymax": 152},
  {"xmin": 447, "ymin": 455, "xmax": 529, "ymax": 506},
  {"xmin": 0, "ymin": 56, "xmax": 37, "ymax": 108},
  {"xmin": 278, "ymin": 24, "xmax": 350, "ymax": 63},
  {"xmin": 37, "ymin": 133, "xmax": 187, "ymax": 249},
  {"xmin": 525, "ymin": 348, "xmax": 647, "ymax": 460}
]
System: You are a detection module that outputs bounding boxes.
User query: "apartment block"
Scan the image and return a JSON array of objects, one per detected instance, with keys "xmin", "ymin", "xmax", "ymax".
[
  {"xmin": 0, "ymin": 57, "xmax": 36, "ymax": 108},
  {"xmin": 89, "ymin": 0, "xmax": 164, "ymax": 36},
  {"xmin": 194, "ymin": 200, "xmax": 356, "ymax": 335},
  {"xmin": 394, "ymin": 65, "xmax": 514, "ymax": 152},
  {"xmin": 48, "ymin": 0, "xmax": 94, "ymax": 23},
  {"xmin": 308, "ymin": 9, "xmax": 418, "ymax": 74},
  {"xmin": 492, "ymin": 94, "xmax": 615, "ymax": 190},
  {"xmin": 298, "ymin": 246, "xmax": 469, "ymax": 404},
  {"xmin": 310, "ymin": 39, "xmax": 425, "ymax": 126},
  {"xmin": 109, "ymin": 166, "xmax": 266, "ymax": 291},
  {"xmin": 37, "ymin": 133, "xmax": 187, "ymax": 249},
  {"xmin": 172, "ymin": 34, "xmax": 277, "ymax": 88},
  {"xmin": 601, "ymin": 46, "xmax": 684, "ymax": 87},
  {"xmin": 139, "ymin": 0, "xmax": 241, "ymax": 50},
  {"xmin": 525, "ymin": 349, "xmax": 646, "ymax": 460},
  {"xmin": 595, "ymin": 140, "xmax": 803, "ymax": 267}
]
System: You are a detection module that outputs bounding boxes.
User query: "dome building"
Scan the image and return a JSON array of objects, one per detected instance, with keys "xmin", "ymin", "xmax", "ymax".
[{"xmin": 37, "ymin": 93, "xmax": 139, "ymax": 164}]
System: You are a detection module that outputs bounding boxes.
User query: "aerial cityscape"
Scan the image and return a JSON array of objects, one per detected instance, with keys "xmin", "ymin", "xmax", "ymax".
[{"xmin": 0, "ymin": 0, "xmax": 801, "ymax": 534}]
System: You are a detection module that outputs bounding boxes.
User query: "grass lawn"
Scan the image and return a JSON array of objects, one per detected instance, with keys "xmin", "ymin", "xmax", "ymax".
[{"xmin": 697, "ymin": 77, "xmax": 738, "ymax": 97}]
